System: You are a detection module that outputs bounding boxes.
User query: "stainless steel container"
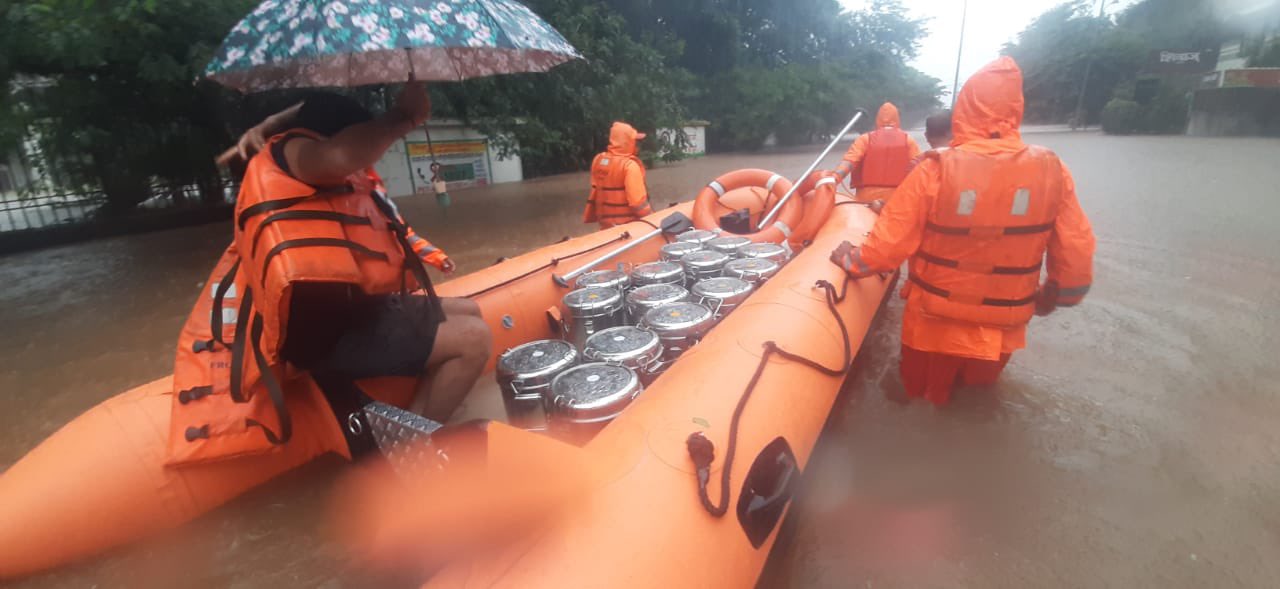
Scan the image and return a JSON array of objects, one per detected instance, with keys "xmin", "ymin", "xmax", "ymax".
[
  {"xmin": 575, "ymin": 268, "xmax": 631, "ymax": 292},
  {"xmin": 583, "ymin": 325, "xmax": 664, "ymax": 384},
  {"xmin": 659, "ymin": 241, "xmax": 703, "ymax": 262},
  {"xmin": 692, "ymin": 277, "xmax": 755, "ymax": 319},
  {"xmin": 681, "ymin": 250, "xmax": 731, "ymax": 284},
  {"xmin": 737, "ymin": 242, "xmax": 790, "ymax": 264},
  {"xmin": 545, "ymin": 363, "xmax": 643, "ymax": 442},
  {"xmin": 495, "ymin": 339, "xmax": 579, "ymax": 430},
  {"xmin": 625, "ymin": 283, "xmax": 690, "ymax": 320},
  {"xmin": 706, "ymin": 235, "xmax": 752, "ymax": 256},
  {"xmin": 724, "ymin": 257, "xmax": 781, "ymax": 285},
  {"xmin": 562, "ymin": 287, "xmax": 625, "ymax": 349},
  {"xmin": 631, "ymin": 261, "xmax": 685, "ymax": 287},
  {"xmin": 642, "ymin": 301, "xmax": 715, "ymax": 361},
  {"xmin": 676, "ymin": 229, "xmax": 718, "ymax": 245}
]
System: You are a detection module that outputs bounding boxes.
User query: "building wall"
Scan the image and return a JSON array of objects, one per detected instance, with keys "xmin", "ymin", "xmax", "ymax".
[
  {"xmin": 657, "ymin": 124, "xmax": 709, "ymax": 157},
  {"xmin": 373, "ymin": 119, "xmax": 522, "ymax": 198},
  {"xmin": 1188, "ymin": 87, "xmax": 1280, "ymax": 136}
]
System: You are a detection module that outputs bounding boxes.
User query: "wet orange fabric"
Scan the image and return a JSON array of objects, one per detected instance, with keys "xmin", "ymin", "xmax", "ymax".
[
  {"xmin": 583, "ymin": 122, "xmax": 652, "ymax": 228},
  {"xmin": 836, "ymin": 103, "xmax": 921, "ymax": 200},
  {"xmin": 855, "ymin": 57, "xmax": 1095, "ymax": 361}
]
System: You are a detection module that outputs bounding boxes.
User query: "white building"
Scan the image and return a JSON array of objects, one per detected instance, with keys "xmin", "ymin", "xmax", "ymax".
[{"xmin": 375, "ymin": 118, "xmax": 523, "ymax": 198}]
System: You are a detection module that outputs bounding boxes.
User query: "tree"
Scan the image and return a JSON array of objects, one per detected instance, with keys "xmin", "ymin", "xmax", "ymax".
[
  {"xmin": 1006, "ymin": 0, "xmax": 1226, "ymax": 125},
  {"xmin": 0, "ymin": 0, "xmax": 252, "ymax": 211}
]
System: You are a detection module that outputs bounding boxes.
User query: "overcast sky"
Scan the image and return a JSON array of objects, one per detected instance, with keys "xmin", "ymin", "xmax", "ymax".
[{"xmin": 839, "ymin": 0, "xmax": 1136, "ymax": 100}]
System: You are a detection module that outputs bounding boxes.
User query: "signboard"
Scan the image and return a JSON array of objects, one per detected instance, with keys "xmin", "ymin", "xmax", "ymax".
[
  {"xmin": 1146, "ymin": 49, "xmax": 1218, "ymax": 74},
  {"xmin": 406, "ymin": 139, "xmax": 491, "ymax": 193},
  {"xmin": 1223, "ymin": 68, "xmax": 1280, "ymax": 88}
]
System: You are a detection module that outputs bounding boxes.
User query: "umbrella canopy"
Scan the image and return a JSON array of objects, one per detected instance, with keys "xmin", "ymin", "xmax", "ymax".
[{"xmin": 205, "ymin": 0, "xmax": 582, "ymax": 92}]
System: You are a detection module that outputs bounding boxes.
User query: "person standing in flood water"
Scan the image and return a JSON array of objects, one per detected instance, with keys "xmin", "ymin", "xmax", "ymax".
[
  {"xmin": 830, "ymin": 57, "xmax": 1095, "ymax": 405},
  {"xmin": 583, "ymin": 121, "xmax": 654, "ymax": 228},
  {"xmin": 168, "ymin": 83, "xmax": 492, "ymax": 468},
  {"xmin": 835, "ymin": 102, "xmax": 922, "ymax": 211}
]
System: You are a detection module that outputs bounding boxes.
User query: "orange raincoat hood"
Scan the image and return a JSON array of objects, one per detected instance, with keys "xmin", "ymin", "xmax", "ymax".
[
  {"xmin": 875, "ymin": 102, "xmax": 901, "ymax": 128},
  {"xmin": 952, "ymin": 57, "xmax": 1024, "ymax": 146},
  {"xmin": 607, "ymin": 122, "xmax": 645, "ymax": 157}
]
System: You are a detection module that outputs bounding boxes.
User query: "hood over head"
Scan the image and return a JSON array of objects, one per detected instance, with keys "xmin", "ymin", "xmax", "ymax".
[
  {"xmin": 607, "ymin": 122, "xmax": 645, "ymax": 156},
  {"xmin": 951, "ymin": 57, "xmax": 1024, "ymax": 146},
  {"xmin": 875, "ymin": 102, "xmax": 901, "ymax": 128}
]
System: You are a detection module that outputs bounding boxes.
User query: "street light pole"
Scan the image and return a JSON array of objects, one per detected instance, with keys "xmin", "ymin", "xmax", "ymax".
[
  {"xmin": 951, "ymin": 0, "xmax": 969, "ymax": 107},
  {"xmin": 1072, "ymin": 0, "xmax": 1110, "ymax": 129}
]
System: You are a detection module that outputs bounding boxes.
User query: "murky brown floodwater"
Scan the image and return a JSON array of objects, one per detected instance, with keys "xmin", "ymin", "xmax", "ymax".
[{"xmin": 3, "ymin": 133, "xmax": 1280, "ymax": 587}]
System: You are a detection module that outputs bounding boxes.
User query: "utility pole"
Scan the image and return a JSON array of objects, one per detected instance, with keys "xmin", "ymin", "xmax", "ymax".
[
  {"xmin": 1072, "ymin": 0, "xmax": 1109, "ymax": 129},
  {"xmin": 951, "ymin": 0, "xmax": 969, "ymax": 107}
]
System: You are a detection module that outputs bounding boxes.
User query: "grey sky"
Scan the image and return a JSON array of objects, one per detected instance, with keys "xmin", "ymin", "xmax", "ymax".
[{"xmin": 840, "ymin": 0, "xmax": 1135, "ymax": 99}]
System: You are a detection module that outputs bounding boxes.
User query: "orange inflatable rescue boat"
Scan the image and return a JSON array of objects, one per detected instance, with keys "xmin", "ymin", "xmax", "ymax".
[{"xmin": 0, "ymin": 169, "xmax": 893, "ymax": 586}]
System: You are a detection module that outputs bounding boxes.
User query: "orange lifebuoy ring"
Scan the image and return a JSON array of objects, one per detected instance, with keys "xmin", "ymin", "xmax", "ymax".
[
  {"xmin": 787, "ymin": 170, "xmax": 839, "ymax": 248},
  {"xmin": 691, "ymin": 169, "xmax": 802, "ymax": 244}
]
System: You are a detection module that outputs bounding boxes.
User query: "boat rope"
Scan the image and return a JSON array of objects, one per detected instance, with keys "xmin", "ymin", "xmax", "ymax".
[
  {"xmin": 459, "ymin": 232, "xmax": 631, "ymax": 299},
  {"xmin": 686, "ymin": 275, "xmax": 855, "ymax": 517}
]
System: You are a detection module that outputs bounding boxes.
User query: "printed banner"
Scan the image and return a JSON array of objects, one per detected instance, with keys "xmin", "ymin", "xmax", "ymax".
[{"xmin": 406, "ymin": 140, "xmax": 490, "ymax": 192}]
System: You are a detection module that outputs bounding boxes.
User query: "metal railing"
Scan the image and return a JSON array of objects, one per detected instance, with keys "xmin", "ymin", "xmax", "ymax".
[{"xmin": 0, "ymin": 181, "xmax": 237, "ymax": 234}]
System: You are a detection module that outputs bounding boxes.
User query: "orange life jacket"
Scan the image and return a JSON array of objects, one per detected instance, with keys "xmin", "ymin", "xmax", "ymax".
[
  {"xmin": 908, "ymin": 146, "xmax": 1065, "ymax": 327},
  {"xmin": 853, "ymin": 127, "xmax": 912, "ymax": 188},
  {"xmin": 167, "ymin": 130, "xmax": 440, "ymax": 466},
  {"xmin": 584, "ymin": 152, "xmax": 651, "ymax": 227}
]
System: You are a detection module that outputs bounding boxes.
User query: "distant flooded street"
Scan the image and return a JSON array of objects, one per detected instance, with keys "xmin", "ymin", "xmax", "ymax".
[{"xmin": 3, "ymin": 133, "xmax": 1280, "ymax": 587}]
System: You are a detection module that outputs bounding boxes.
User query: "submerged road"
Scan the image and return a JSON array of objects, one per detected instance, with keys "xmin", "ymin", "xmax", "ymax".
[{"xmin": 2, "ymin": 132, "xmax": 1278, "ymax": 587}]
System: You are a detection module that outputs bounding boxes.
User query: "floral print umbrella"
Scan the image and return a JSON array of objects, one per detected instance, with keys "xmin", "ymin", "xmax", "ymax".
[{"xmin": 205, "ymin": 0, "xmax": 582, "ymax": 92}]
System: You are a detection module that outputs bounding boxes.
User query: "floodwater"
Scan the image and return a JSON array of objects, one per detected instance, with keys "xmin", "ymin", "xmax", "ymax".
[{"xmin": 3, "ymin": 132, "xmax": 1279, "ymax": 587}]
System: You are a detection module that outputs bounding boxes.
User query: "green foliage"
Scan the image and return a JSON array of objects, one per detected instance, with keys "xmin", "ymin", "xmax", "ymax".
[
  {"xmin": 1, "ymin": 0, "xmax": 941, "ymax": 201},
  {"xmin": 1101, "ymin": 98, "xmax": 1142, "ymax": 134},
  {"xmin": 1101, "ymin": 85, "xmax": 1187, "ymax": 135},
  {"xmin": 430, "ymin": 0, "xmax": 694, "ymax": 175},
  {"xmin": 0, "ymin": 0, "xmax": 253, "ymax": 210},
  {"xmin": 1006, "ymin": 0, "xmax": 1223, "ymax": 125},
  {"xmin": 1139, "ymin": 85, "xmax": 1189, "ymax": 134},
  {"xmin": 1247, "ymin": 40, "xmax": 1280, "ymax": 67}
]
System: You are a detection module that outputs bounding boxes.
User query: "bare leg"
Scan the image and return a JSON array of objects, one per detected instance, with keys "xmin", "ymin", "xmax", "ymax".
[{"xmin": 410, "ymin": 299, "xmax": 491, "ymax": 421}]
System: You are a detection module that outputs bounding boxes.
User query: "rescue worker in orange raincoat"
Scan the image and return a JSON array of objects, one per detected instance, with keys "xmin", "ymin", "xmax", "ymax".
[
  {"xmin": 167, "ymin": 85, "xmax": 491, "ymax": 467},
  {"xmin": 835, "ymin": 102, "xmax": 922, "ymax": 210},
  {"xmin": 583, "ymin": 122, "xmax": 653, "ymax": 228},
  {"xmin": 830, "ymin": 57, "xmax": 1095, "ymax": 405}
]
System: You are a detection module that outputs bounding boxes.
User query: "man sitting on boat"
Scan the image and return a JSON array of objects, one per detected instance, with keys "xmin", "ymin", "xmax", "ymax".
[
  {"xmin": 830, "ymin": 57, "xmax": 1095, "ymax": 405},
  {"xmin": 168, "ymin": 83, "xmax": 492, "ymax": 467},
  {"xmin": 583, "ymin": 121, "xmax": 654, "ymax": 228}
]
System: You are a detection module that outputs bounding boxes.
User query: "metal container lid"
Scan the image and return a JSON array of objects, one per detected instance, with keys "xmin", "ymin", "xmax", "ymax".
[
  {"xmin": 547, "ymin": 363, "xmax": 642, "ymax": 423},
  {"xmin": 584, "ymin": 326, "xmax": 661, "ymax": 362},
  {"xmin": 682, "ymin": 250, "xmax": 731, "ymax": 271},
  {"xmin": 660, "ymin": 241, "xmax": 703, "ymax": 261},
  {"xmin": 738, "ymin": 242, "xmax": 789, "ymax": 261},
  {"xmin": 632, "ymin": 261, "xmax": 684, "ymax": 283},
  {"xmin": 724, "ymin": 257, "xmax": 781, "ymax": 281},
  {"xmin": 692, "ymin": 277, "xmax": 754, "ymax": 300},
  {"xmin": 497, "ymin": 339, "xmax": 579, "ymax": 380},
  {"xmin": 627, "ymin": 283, "xmax": 689, "ymax": 309},
  {"xmin": 644, "ymin": 302, "xmax": 714, "ymax": 333},
  {"xmin": 576, "ymin": 269, "xmax": 631, "ymax": 290},
  {"xmin": 676, "ymin": 229, "xmax": 718, "ymax": 244},
  {"xmin": 563, "ymin": 287, "xmax": 623, "ymax": 313},
  {"xmin": 707, "ymin": 236, "xmax": 752, "ymax": 255}
]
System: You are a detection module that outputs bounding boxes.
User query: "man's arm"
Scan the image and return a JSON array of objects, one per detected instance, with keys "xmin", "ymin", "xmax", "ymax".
[
  {"xmin": 834, "ymin": 134, "xmax": 870, "ymax": 182},
  {"xmin": 624, "ymin": 161, "xmax": 653, "ymax": 216},
  {"xmin": 286, "ymin": 83, "xmax": 430, "ymax": 187},
  {"xmin": 1040, "ymin": 163, "xmax": 1095, "ymax": 312},
  {"xmin": 406, "ymin": 228, "xmax": 453, "ymax": 273},
  {"xmin": 830, "ymin": 160, "xmax": 937, "ymax": 277}
]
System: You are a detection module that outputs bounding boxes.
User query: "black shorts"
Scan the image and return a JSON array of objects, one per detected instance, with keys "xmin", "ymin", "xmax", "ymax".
[
  {"xmin": 325, "ymin": 293, "xmax": 439, "ymax": 378},
  {"xmin": 283, "ymin": 288, "xmax": 439, "ymax": 379}
]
